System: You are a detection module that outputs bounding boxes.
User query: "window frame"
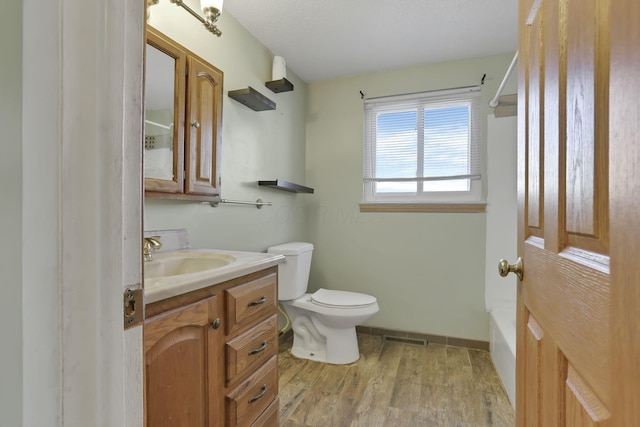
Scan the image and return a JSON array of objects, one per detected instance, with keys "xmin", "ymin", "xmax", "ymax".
[{"xmin": 361, "ymin": 86, "xmax": 485, "ymax": 212}]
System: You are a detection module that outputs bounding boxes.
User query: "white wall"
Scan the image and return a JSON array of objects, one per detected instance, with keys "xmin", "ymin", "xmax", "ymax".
[
  {"xmin": 485, "ymin": 115, "xmax": 518, "ymax": 311},
  {"xmin": 305, "ymin": 53, "xmax": 516, "ymax": 341},
  {"xmin": 0, "ymin": 2, "xmax": 23, "ymax": 425},
  {"xmin": 145, "ymin": 3, "xmax": 309, "ymax": 251}
]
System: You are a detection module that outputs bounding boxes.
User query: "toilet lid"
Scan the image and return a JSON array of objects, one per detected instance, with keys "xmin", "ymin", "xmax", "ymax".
[{"xmin": 311, "ymin": 288, "xmax": 377, "ymax": 308}]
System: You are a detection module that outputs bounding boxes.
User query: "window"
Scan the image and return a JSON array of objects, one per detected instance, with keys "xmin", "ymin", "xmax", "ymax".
[{"xmin": 362, "ymin": 86, "xmax": 484, "ymax": 211}]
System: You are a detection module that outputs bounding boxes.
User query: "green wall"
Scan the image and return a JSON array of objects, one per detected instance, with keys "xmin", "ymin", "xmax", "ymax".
[
  {"xmin": 305, "ymin": 53, "xmax": 516, "ymax": 341},
  {"xmin": 145, "ymin": 3, "xmax": 516, "ymax": 341},
  {"xmin": 144, "ymin": 3, "xmax": 309, "ymax": 252},
  {"xmin": 0, "ymin": 1, "xmax": 22, "ymax": 424}
]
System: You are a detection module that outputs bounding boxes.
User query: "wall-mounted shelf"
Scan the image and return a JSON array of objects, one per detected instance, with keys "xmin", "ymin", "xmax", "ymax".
[
  {"xmin": 228, "ymin": 87, "xmax": 276, "ymax": 111},
  {"xmin": 265, "ymin": 78, "xmax": 294, "ymax": 93},
  {"xmin": 258, "ymin": 180, "xmax": 314, "ymax": 194}
]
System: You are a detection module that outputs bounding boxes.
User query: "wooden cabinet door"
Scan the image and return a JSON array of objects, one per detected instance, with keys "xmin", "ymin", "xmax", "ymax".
[
  {"xmin": 517, "ymin": 0, "xmax": 640, "ymax": 425},
  {"xmin": 144, "ymin": 27, "xmax": 223, "ymax": 202},
  {"xmin": 185, "ymin": 55, "xmax": 223, "ymax": 197},
  {"xmin": 144, "ymin": 27, "xmax": 186, "ymax": 194},
  {"xmin": 144, "ymin": 296, "xmax": 222, "ymax": 427}
]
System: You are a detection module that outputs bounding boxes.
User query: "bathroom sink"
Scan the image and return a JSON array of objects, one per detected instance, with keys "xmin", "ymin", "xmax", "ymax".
[
  {"xmin": 143, "ymin": 248, "xmax": 285, "ymax": 305},
  {"xmin": 145, "ymin": 252, "xmax": 236, "ymax": 279}
]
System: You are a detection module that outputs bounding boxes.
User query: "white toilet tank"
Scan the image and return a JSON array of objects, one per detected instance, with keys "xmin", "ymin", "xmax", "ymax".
[{"xmin": 267, "ymin": 242, "xmax": 314, "ymax": 301}]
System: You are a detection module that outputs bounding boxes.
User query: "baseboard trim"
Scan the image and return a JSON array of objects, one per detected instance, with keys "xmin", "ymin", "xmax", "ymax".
[
  {"xmin": 278, "ymin": 325, "xmax": 489, "ymax": 351},
  {"xmin": 356, "ymin": 325, "xmax": 489, "ymax": 351}
]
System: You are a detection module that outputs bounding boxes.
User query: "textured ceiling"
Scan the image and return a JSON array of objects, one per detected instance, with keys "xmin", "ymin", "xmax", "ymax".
[{"xmin": 224, "ymin": 0, "xmax": 518, "ymax": 83}]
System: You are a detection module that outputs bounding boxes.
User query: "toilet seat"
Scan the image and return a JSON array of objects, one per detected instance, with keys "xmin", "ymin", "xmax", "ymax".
[{"xmin": 311, "ymin": 288, "xmax": 377, "ymax": 309}]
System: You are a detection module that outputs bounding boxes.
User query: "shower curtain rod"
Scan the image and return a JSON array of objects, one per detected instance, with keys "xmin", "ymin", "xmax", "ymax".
[
  {"xmin": 489, "ymin": 51, "xmax": 518, "ymax": 108},
  {"xmin": 145, "ymin": 119, "xmax": 171, "ymax": 130}
]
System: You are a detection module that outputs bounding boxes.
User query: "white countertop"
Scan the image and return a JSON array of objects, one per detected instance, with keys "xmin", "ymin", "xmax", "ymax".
[{"xmin": 144, "ymin": 249, "xmax": 285, "ymax": 304}]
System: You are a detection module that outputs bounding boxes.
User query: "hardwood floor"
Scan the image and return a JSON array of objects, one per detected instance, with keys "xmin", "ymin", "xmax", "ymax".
[{"xmin": 278, "ymin": 334, "xmax": 515, "ymax": 427}]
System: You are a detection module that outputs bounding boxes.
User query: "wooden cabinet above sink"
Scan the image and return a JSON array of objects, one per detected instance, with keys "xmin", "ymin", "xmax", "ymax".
[{"xmin": 144, "ymin": 26, "xmax": 223, "ymax": 202}]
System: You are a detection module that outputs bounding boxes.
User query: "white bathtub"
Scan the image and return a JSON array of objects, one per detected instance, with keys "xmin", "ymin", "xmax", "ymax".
[{"xmin": 489, "ymin": 309, "xmax": 516, "ymax": 409}]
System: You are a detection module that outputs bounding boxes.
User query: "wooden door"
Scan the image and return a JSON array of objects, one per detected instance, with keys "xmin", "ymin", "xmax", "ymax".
[
  {"xmin": 185, "ymin": 55, "xmax": 223, "ymax": 197},
  {"xmin": 517, "ymin": 0, "xmax": 640, "ymax": 425},
  {"xmin": 144, "ymin": 297, "xmax": 222, "ymax": 427}
]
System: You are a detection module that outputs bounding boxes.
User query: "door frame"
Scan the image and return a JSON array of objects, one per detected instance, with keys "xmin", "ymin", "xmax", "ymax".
[{"xmin": 22, "ymin": 0, "xmax": 144, "ymax": 425}]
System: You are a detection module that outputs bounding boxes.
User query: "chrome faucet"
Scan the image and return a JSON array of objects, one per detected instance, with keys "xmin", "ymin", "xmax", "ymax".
[{"xmin": 143, "ymin": 236, "xmax": 162, "ymax": 261}]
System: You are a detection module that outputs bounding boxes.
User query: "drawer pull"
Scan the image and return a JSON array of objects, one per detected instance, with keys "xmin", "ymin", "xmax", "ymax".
[
  {"xmin": 248, "ymin": 296, "xmax": 267, "ymax": 307},
  {"xmin": 248, "ymin": 341, "xmax": 268, "ymax": 356},
  {"xmin": 248, "ymin": 384, "xmax": 267, "ymax": 404}
]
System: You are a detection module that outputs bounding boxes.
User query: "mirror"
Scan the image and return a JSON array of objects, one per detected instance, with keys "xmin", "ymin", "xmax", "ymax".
[
  {"xmin": 144, "ymin": 27, "xmax": 222, "ymax": 200},
  {"xmin": 144, "ymin": 44, "xmax": 175, "ymax": 181}
]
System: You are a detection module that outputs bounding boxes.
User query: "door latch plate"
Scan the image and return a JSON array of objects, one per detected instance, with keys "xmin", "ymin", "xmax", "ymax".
[{"xmin": 124, "ymin": 287, "xmax": 144, "ymax": 329}]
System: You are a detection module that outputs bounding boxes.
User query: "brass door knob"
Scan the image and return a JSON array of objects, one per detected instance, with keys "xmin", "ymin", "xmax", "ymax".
[{"xmin": 498, "ymin": 257, "xmax": 524, "ymax": 281}]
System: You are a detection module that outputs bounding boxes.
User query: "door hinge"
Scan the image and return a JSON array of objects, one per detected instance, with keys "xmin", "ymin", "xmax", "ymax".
[{"xmin": 124, "ymin": 286, "xmax": 144, "ymax": 329}]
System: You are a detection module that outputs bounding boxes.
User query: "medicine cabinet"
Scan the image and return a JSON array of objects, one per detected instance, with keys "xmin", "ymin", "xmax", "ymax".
[{"xmin": 144, "ymin": 26, "xmax": 223, "ymax": 201}]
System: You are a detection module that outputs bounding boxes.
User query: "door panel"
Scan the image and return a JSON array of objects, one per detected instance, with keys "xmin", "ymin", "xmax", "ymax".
[
  {"xmin": 565, "ymin": 366, "xmax": 610, "ymax": 426},
  {"xmin": 526, "ymin": 5, "xmax": 544, "ymax": 236},
  {"xmin": 517, "ymin": 0, "xmax": 618, "ymax": 424},
  {"xmin": 565, "ymin": 0, "xmax": 610, "ymax": 253},
  {"xmin": 185, "ymin": 55, "xmax": 223, "ymax": 197},
  {"xmin": 523, "ymin": 314, "xmax": 542, "ymax": 426}
]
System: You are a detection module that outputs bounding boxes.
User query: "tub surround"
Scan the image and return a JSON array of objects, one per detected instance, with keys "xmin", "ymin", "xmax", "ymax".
[
  {"xmin": 484, "ymin": 114, "xmax": 517, "ymax": 410},
  {"xmin": 490, "ymin": 309, "xmax": 516, "ymax": 408}
]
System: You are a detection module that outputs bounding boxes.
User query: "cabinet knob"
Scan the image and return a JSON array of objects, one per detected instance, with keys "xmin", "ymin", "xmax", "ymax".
[
  {"xmin": 211, "ymin": 318, "xmax": 221, "ymax": 329},
  {"xmin": 191, "ymin": 121, "xmax": 200, "ymax": 128}
]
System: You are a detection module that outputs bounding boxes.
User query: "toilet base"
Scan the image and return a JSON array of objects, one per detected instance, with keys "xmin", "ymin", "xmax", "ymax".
[
  {"xmin": 290, "ymin": 346, "xmax": 328, "ymax": 363},
  {"xmin": 281, "ymin": 293, "xmax": 378, "ymax": 365},
  {"xmin": 290, "ymin": 320, "xmax": 360, "ymax": 364}
]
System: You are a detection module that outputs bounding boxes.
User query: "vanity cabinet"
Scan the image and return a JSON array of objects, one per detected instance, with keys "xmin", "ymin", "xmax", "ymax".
[
  {"xmin": 144, "ymin": 267, "xmax": 279, "ymax": 427},
  {"xmin": 144, "ymin": 296, "xmax": 224, "ymax": 427},
  {"xmin": 144, "ymin": 26, "xmax": 223, "ymax": 202}
]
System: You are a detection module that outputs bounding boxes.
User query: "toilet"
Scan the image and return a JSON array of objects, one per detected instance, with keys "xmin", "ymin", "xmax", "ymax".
[{"xmin": 268, "ymin": 242, "xmax": 379, "ymax": 364}]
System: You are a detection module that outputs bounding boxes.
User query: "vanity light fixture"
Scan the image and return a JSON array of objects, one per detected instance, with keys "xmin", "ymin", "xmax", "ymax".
[
  {"xmin": 200, "ymin": 0, "xmax": 224, "ymax": 35},
  {"xmin": 147, "ymin": 0, "xmax": 223, "ymax": 37}
]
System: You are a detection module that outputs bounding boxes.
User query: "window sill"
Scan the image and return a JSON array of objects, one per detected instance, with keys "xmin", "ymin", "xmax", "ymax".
[{"xmin": 359, "ymin": 202, "xmax": 487, "ymax": 213}]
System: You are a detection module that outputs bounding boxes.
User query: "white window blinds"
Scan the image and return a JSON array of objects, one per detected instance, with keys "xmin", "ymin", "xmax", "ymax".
[{"xmin": 363, "ymin": 86, "xmax": 482, "ymax": 201}]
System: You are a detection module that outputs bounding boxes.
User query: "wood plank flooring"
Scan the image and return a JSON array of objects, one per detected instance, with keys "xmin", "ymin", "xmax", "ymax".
[{"xmin": 278, "ymin": 334, "xmax": 515, "ymax": 427}]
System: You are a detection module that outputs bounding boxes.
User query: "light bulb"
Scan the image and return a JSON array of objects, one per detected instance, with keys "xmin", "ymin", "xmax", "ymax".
[{"xmin": 201, "ymin": 0, "xmax": 223, "ymax": 15}]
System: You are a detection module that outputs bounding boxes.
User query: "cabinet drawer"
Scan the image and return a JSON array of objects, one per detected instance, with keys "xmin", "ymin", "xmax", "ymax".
[
  {"xmin": 226, "ymin": 273, "xmax": 277, "ymax": 335},
  {"xmin": 226, "ymin": 315, "xmax": 278, "ymax": 384},
  {"xmin": 250, "ymin": 397, "xmax": 279, "ymax": 427},
  {"xmin": 226, "ymin": 356, "xmax": 278, "ymax": 427}
]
